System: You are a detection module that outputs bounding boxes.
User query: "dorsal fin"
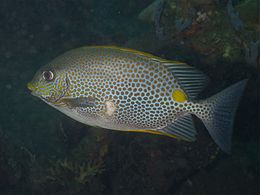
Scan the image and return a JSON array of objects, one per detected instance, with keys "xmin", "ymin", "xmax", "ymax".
[
  {"xmin": 85, "ymin": 46, "xmax": 208, "ymax": 99},
  {"xmin": 85, "ymin": 45, "xmax": 168, "ymax": 61},
  {"xmin": 163, "ymin": 62, "xmax": 209, "ymax": 99},
  {"xmin": 160, "ymin": 114, "xmax": 197, "ymax": 141}
]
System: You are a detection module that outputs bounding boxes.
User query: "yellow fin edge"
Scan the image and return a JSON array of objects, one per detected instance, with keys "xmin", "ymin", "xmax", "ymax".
[
  {"xmin": 83, "ymin": 45, "xmax": 185, "ymax": 65},
  {"xmin": 127, "ymin": 129, "xmax": 178, "ymax": 139}
]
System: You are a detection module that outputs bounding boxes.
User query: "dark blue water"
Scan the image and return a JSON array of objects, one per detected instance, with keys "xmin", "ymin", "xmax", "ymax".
[{"xmin": 0, "ymin": 0, "xmax": 259, "ymax": 194}]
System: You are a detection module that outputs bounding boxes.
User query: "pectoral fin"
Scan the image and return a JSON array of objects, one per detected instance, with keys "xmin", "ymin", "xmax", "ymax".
[{"xmin": 61, "ymin": 96, "xmax": 96, "ymax": 108}]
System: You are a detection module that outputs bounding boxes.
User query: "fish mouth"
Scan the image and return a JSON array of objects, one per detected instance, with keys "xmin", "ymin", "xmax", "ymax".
[
  {"xmin": 27, "ymin": 82, "xmax": 38, "ymax": 97},
  {"xmin": 27, "ymin": 82, "xmax": 54, "ymax": 102},
  {"xmin": 27, "ymin": 82, "xmax": 35, "ymax": 91},
  {"xmin": 27, "ymin": 76, "xmax": 69, "ymax": 105}
]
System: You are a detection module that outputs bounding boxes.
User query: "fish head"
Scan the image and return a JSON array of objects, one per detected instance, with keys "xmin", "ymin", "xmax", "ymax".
[{"xmin": 27, "ymin": 63, "xmax": 69, "ymax": 105}]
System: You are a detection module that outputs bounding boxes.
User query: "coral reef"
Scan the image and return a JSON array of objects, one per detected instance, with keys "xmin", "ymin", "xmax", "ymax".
[
  {"xmin": 136, "ymin": 0, "xmax": 259, "ymax": 66},
  {"xmin": 47, "ymin": 158, "xmax": 104, "ymax": 185},
  {"xmin": 154, "ymin": 0, "xmax": 166, "ymax": 40},
  {"xmin": 244, "ymin": 41, "xmax": 260, "ymax": 67},
  {"xmin": 227, "ymin": 0, "xmax": 244, "ymax": 31}
]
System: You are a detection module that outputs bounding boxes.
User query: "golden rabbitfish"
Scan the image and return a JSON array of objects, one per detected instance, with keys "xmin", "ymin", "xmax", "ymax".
[{"xmin": 27, "ymin": 46, "xmax": 247, "ymax": 153}]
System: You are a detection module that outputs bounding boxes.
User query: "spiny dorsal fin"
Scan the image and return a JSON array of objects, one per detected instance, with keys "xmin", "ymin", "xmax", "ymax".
[
  {"xmin": 85, "ymin": 45, "xmax": 167, "ymax": 62},
  {"xmin": 163, "ymin": 62, "xmax": 209, "ymax": 99},
  {"xmin": 160, "ymin": 114, "xmax": 197, "ymax": 141}
]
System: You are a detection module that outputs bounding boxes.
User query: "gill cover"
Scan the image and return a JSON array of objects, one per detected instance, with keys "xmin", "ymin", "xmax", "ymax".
[
  {"xmin": 47, "ymin": 72, "xmax": 69, "ymax": 103},
  {"xmin": 28, "ymin": 68, "xmax": 69, "ymax": 104}
]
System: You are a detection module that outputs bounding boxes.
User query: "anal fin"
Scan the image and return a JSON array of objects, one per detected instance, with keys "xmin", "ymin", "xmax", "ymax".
[
  {"xmin": 160, "ymin": 114, "xmax": 197, "ymax": 141},
  {"xmin": 127, "ymin": 129, "xmax": 178, "ymax": 139}
]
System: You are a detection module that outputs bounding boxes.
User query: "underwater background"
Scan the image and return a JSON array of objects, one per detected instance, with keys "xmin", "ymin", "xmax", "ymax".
[{"xmin": 0, "ymin": 0, "xmax": 259, "ymax": 194}]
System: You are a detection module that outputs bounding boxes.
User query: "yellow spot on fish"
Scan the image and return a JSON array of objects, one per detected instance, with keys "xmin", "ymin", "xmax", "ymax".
[{"xmin": 172, "ymin": 89, "xmax": 187, "ymax": 103}]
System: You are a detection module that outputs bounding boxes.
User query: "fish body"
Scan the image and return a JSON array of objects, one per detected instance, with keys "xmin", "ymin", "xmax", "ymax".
[{"xmin": 28, "ymin": 46, "xmax": 247, "ymax": 153}]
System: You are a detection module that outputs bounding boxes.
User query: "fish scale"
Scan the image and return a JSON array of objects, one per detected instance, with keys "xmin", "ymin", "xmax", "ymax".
[
  {"xmin": 63, "ymin": 47, "xmax": 183, "ymax": 130},
  {"xmin": 28, "ymin": 46, "xmax": 247, "ymax": 153}
]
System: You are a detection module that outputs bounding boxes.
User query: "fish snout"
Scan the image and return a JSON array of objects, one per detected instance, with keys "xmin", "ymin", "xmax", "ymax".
[
  {"xmin": 27, "ymin": 82, "xmax": 36, "ymax": 91},
  {"xmin": 27, "ymin": 82, "xmax": 38, "ymax": 96}
]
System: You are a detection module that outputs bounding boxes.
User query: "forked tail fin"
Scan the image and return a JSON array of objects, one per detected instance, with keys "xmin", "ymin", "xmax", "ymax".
[{"xmin": 200, "ymin": 79, "xmax": 248, "ymax": 153}]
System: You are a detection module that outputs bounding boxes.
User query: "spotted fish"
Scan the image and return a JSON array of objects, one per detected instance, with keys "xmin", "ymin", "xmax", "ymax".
[{"xmin": 27, "ymin": 46, "xmax": 247, "ymax": 153}]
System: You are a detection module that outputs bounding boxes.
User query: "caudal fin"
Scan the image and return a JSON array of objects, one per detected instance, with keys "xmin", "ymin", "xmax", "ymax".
[{"xmin": 201, "ymin": 79, "xmax": 248, "ymax": 153}]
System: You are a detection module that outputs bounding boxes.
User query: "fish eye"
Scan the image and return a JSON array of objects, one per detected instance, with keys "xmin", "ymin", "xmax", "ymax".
[{"xmin": 42, "ymin": 70, "xmax": 54, "ymax": 81}]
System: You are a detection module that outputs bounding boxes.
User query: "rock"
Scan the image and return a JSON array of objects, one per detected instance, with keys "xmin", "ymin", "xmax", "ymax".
[{"xmin": 138, "ymin": 0, "xmax": 162, "ymax": 23}]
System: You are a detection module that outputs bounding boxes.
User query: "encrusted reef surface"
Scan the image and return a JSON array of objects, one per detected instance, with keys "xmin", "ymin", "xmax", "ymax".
[
  {"xmin": 0, "ymin": 0, "xmax": 258, "ymax": 194},
  {"xmin": 134, "ymin": 0, "xmax": 259, "ymax": 67}
]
